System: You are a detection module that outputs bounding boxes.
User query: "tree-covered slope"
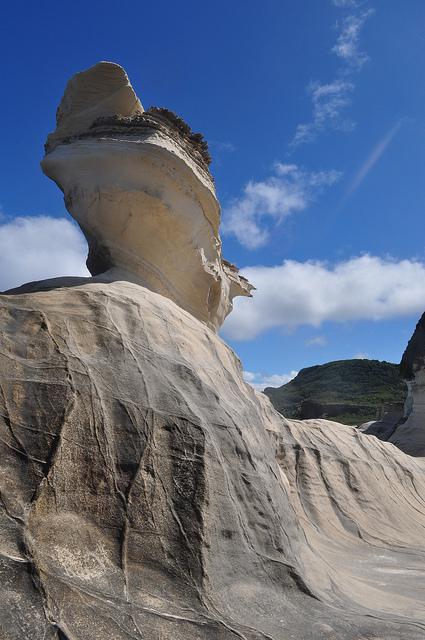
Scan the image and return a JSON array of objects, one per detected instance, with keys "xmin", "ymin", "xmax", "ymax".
[{"xmin": 264, "ymin": 359, "xmax": 406, "ymax": 425}]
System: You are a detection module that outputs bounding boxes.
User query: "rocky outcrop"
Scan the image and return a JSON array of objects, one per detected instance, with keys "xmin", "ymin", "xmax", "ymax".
[
  {"xmin": 358, "ymin": 314, "xmax": 425, "ymax": 453},
  {"xmin": 265, "ymin": 359, "xmax": 406, "ymax": 426},
  {"xmin": 360, "ymin": 402, "xmax": 405, "ymax": 440},
  {"xmin": 1, "ymin": 62, "xmax": 425, "ymax": 639},
  {"xmin": 41, "ymin": 62, "xmax": 253, "ymax": 332},
  {"xmin": 387, "ymin": 313, "xmax": 425, "ymax": 455}
]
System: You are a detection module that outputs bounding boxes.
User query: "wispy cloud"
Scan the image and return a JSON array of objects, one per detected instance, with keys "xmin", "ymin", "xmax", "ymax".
[
  {"xmin": 306, "ymin": 335, "xmax": 328, "ymax": 347},
  {"xmin": 346, "ymin": 121, "xmax": 402, "ymax": 197},
  {"xmin": 224, "ymin": 0, "xmax": 375, "ymax": 248},
  {"xmin": 331, "ymin": 0, "xmax": 357, "ymax": 6},
  {"xmin": 222, "ymin": 163, "xmax": 341, "ymax": 249},
  {"xmin": 222, "ymin": 255, "xmax": 425, "ymax": 340},
  {"xmin": 290, "ymin": 2, "xmax": 373, "ymax": 149},
  {"xmin": 291, "ymin": 80, "xmax": 355, "ymax": 147},
  {"xmin": 243, "ymin": 370, "xmax": 298, "ymax": 391},
  {"xmin": 0, "ymin": 215, "xmax": 89, "ymax": 291},
  {"xmin": 332, "ymin": 10, "xmax": 374, "ymax": 69}
]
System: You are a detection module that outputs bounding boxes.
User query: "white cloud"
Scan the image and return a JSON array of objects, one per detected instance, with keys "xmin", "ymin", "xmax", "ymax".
[
  {"xmin": 222, "ymin": 163, "xmax": 340, "ymax": 249},
  {"xmin": 354, "ymin": 352, "xmax": 369, "ymax": 359},
  {"xmin": 0, "ymin": 216, "xmax": 89, "ymax": 291},
  {"xmin": 243, "ymin": 370, "xmax": 298, "ymax": 392},
  {"xmin": 306, "ymin": 335, "xmax": 327, "ymax": 347},
  {"xmin": 222, "ymin": 255, "xmax": 425, "ymax": 340},
  {"xmin": 332, "ymin": 10, "xmax": 374, "ymax": 69}
]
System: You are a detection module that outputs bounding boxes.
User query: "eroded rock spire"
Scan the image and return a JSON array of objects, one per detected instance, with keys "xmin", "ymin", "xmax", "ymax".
[{"xmin": 41, "ymin": 61, "xmax": 253, "ymax": 331}]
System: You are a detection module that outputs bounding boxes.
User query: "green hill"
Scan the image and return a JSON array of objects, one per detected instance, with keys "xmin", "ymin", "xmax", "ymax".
[{"xmin": 264, "ymin": 359, "xmax": 406, "ymax": 425}]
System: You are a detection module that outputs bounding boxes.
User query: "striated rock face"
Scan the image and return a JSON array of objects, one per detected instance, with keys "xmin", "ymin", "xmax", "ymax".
[
  {"xmin": 41, "ymin": 62, "xmax": 252, "ymax": 332},
  {"xmin": 1, "ymin": 62, "xmax": 425, "ymax": 639},
  {"xmin": 1, "ymin": 282, "xmax": 425, "ymax": 639}
]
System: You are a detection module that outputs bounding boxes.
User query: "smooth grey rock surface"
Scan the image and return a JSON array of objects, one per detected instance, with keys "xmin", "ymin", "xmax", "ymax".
[{"xmin": 0, "ymin": 279, "xmax": 425, "ymax": 639}]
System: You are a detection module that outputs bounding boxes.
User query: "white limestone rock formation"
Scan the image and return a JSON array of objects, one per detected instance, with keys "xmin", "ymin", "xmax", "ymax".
[
  {"xmin": 0, "ymin": 62, "xmax": 425, "ymax": 639},
  {"xmin": 41, "ymin": 62, "xmax": 253, "ymax": 331}
]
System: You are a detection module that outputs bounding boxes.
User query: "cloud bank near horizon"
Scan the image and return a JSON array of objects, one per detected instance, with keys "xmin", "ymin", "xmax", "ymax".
[
  {"xmin": 243, "ymin": 370, "xmax": 299, "ymax": 391},
  {"xmin": 2, "ymin": 217, "xmax": 423, "ymax": 351},
  {"xmin": 223, "ymin": 255, "xmax": 425, "ymax": 340},
  {"xmin": 0, "ymin": 216, "xmax": 89, "ymax": 291}
]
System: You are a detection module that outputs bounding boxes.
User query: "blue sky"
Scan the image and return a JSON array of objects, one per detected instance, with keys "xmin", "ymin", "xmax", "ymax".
[{"xmin": 1, "ymin": 0, "xmax": 425, "ymax": 389}]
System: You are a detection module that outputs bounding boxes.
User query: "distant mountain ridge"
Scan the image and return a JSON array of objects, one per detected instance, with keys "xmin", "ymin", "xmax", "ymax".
[{"xmin": 264, "ymin": 358, "xmax": 406, "ymax": 425}]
